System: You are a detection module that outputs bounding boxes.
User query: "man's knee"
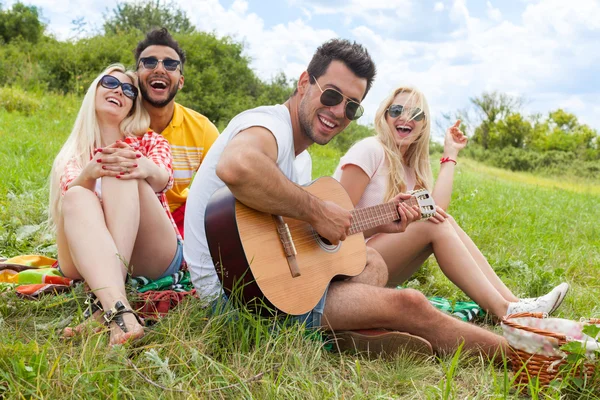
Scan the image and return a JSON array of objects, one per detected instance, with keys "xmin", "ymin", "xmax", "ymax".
[
  {"xmin": 390, "ymin": 288, "xmax": 431, "ymax": 311},
  {"xmin": 365, "ymin": 247, "xmax": 388, "ymax": 286}
]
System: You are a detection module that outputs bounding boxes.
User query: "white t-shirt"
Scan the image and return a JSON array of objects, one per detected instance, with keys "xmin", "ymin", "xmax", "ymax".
[
  {"xmin": 294, "ymin": 149, "xmax": 312, "ymax": 185},
  {"xmin": 332, "ymin": 137, "xmax": 416, "ymax": 209},
  {"xmin": 183, "ymin": 104, "xmax": 306, "ymax": 300}
]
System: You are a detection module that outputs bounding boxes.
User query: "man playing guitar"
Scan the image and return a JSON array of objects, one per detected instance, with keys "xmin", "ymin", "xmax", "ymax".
[{"xmin": 183, "ymin": 39, "xmax": 507, "ymax": 358}]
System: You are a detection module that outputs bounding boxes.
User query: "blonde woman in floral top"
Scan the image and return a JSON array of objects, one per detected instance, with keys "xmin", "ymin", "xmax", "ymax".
[{"xmin": 49, "ymin": 64, "xmax": 182, "ymax": 345}]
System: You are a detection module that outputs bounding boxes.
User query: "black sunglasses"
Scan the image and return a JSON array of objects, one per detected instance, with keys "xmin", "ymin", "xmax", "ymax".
[
  {"xmin": 138, "ymin": 57, "xmax": 181, "ymax": 72},
  {"xmin": 387, "ymin": 104, "xmax": 425, "ymax": 121},
  {"xmin": 99, "ymin": 75, "xmax": 138, "ymax": 100},
  {"xmin": 312, "ymin": 76, "xmax": 364, "ymax": 121}
]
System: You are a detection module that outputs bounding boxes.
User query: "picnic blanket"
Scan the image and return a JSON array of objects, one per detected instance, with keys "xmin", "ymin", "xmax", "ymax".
[
  {"xmin": 428, "ymin": 296, "xmax": 486, "ymax": 323},
  {"xmin": 3, "ymin": 255, "xmax": 485, "ymax": 322},
  {"xmin": 0, "ymin": 255, "xmax": 74, "ymax": 297},
  {"xmin": 0, "ymin": 255, "xmax": 196, "ymax": 319}
]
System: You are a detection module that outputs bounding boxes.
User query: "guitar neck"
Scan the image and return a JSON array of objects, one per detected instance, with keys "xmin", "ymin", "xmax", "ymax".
[{"xmin": 348, "ymin": 197, "xmax": 418, "ymax": 235}]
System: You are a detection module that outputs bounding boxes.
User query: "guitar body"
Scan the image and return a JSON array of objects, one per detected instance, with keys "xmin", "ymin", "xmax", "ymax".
[{"xmin": 205, "ymin": 177, "xmax": 366, "ymax": 316}]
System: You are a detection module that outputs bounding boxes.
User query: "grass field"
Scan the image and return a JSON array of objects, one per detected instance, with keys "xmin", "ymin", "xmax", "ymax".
[{"xmin": 1, "ymin": 94, "xmax": 599, "ymax": 398}]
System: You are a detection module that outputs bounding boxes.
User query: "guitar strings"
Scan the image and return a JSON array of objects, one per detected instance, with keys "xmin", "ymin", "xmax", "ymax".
[
  {"xmin": 284, "ymin": 206, "xmax": 398, "ymax": 237},
  {"xmin": 255, "ymin": 194, "xmax": 433, "ymax": 248},
  {"xmin": 279, "ymin": 208, "xmax": 404, "ymax": 247}
]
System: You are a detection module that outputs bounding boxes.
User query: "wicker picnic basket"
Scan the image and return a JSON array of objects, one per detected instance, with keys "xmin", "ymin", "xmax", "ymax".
[{"xmin": 501, "ymin": 312, "xmax": 600, "ymax": 387}]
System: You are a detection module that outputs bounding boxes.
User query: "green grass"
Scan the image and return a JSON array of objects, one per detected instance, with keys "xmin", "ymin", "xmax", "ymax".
[{"xmin": 2, "ymin": 94, "xmax": 600, "ymax": 398}]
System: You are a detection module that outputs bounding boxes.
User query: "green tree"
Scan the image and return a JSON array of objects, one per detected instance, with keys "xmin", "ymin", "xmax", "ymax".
[
  {"xmin": 530, "ymin": 109, "xmax": 597, "ymax": 156},
  {"xmin": 489, "ymin": 113, "xmax": 532, "ymax": 149},
  {"xmin": 175, "ymin": 32, "xmax": 292, "ymax": 127},
  {"xmin": 470, "ymin": 91, "xmax": 523, "ymax": 149},
  {"xmin": 103, "ymin": 0, "xmax": 194, "ymax": 35},
  {"xmin": 0, "ymin": 2, "xmax": 44, "ymax": 44}
]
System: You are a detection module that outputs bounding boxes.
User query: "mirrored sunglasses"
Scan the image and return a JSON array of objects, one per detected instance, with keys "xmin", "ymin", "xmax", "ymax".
[
  {"xmin": 313, "ymin": 77, "xmax": 364, "ymax": 121},
  {"xmin": 99, "ymin": 75, "xmax": 138, "ymax": 100},
  {"xmin": 387, "ymin": 104, "xmax": 425, "ymax": 121},
  {"xmin": 139, "ymin": 56, "xmax": 181, "ymax": 72}
]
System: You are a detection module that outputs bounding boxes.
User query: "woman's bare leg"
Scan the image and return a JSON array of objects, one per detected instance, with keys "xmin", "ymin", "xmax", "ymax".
[
  {"xmin": 128, "ymin": 179, "xmax": 178, "ymax": 279},
  {"xmin": 447, "ymin": 216, "xmax": 518, "ymax": 302},
  {"xmin": 58, "ymin": 185, "xmax": 143, "ymax": 344},
  {"xmin": 368, "ymin": 220, "xmax": 510, "ymax": 317}
]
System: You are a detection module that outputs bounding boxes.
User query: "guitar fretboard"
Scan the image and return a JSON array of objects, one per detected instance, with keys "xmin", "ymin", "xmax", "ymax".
[{"xmin": 348, "ymin": 197, "xmax": 419, "ymax": 235}]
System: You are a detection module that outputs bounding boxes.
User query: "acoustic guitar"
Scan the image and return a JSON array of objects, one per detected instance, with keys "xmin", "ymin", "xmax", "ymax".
[{"xmin": 205, "ymin": 176, "xmax": 436, "ymax": 316}]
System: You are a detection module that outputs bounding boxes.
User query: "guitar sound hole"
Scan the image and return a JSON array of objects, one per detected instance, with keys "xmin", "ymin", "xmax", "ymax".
[
  {"xmin": 313, "ymin": 232, "xmax": 341, "ymax": 253},
  {"xmin": 319, "ymin": 236, "xmax": 332, "ymax": 246}
]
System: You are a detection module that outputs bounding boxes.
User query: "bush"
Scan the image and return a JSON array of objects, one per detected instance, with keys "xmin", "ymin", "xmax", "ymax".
[
  {"xmin": 462, "ymin": 145, "xmax": 600, "ymax": 180},
  {"xmin": 429, "ymin": 141, "xmax": 444, "ymax": 155},
  {"xmin": 0, "ymin": 87, "xmax": 41, "ymax": 114}
]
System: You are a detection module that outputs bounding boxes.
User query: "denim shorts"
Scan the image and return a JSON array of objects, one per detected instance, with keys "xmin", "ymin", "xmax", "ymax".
[{"xmin": 157, "ymin": 240, "xmax": 184, "ymax": 279}]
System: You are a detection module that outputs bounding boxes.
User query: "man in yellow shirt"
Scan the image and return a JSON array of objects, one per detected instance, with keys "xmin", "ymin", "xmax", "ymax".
[{"xmin": 134, "ymin": 28, "xmax": 219, "ymax": 237}]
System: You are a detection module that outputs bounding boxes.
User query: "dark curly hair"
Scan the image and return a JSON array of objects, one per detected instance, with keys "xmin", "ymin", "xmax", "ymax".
[{"xmin": 134, "ymin": 27, "xmax": 186, "ymax": 73}]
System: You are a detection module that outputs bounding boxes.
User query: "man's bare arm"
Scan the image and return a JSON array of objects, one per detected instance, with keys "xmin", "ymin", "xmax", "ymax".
[{"xmin": 216, "ymin": 127, "xmax": 351, "ymax": 244}]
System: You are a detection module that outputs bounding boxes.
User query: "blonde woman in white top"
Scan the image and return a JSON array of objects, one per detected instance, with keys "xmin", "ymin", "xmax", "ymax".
[{"xmin": 334, "ymin": 86, "xmax": 568, "ymax": 318}]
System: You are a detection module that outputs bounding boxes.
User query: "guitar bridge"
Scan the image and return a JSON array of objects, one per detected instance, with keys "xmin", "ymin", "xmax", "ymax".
[
  {"xmin": 277, "ymin": 221, "xmax": 297, "ymax": 257},
  {"xmin": 274, "ymin": 215, "xmax": 300, "ymax": 277}
]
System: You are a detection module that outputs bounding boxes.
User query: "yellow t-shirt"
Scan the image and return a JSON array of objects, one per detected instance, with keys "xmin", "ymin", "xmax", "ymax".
[{"xmin": 161, "ymin": 103, "xmax": 219, "ymax": 212}]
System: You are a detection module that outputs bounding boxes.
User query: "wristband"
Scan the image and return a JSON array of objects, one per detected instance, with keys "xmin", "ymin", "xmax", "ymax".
[{"xmin": 440, "ymin": 157, "xmax": 457, "ymax": 165}]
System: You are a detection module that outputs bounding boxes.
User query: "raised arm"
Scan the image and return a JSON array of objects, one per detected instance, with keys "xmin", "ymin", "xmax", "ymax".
[
  {"xmin": 432, "ymin": 120, "xmax": 468, "ymax": 210},
  {"xmin": 216, "ymin": 127, "xmax": 352, "ymax": 245}
]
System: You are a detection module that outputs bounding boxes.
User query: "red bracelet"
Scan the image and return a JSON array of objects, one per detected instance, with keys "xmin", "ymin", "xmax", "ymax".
[{"xmin": 440, "ymin": 157, "xmax": 457, "ymax": 165}]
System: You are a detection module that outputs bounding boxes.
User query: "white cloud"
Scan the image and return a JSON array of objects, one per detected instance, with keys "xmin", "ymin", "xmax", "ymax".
[
  {"xmin": 434, "ymin": 2, "xmax": 445, "ymax": 12},
  {"xmin": 301, "ymin": 0, "xmax": 414, "ymax": 29},
  {"xmin": 179, "ymin": 0, "xmax": 336, "ymax": 81},
  {"xmin": 7, "ymin": 0, "xmax": 109, "ymax": 39},
  {"xmin": 486, "ymin": 1, "xmax": 502, "ymax": 22},
  {"xmin": 346, "ymin": 0, "xmax": 600, "ymax": 135}
]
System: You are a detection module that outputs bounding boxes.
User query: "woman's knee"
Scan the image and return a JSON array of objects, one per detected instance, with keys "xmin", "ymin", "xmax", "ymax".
[
  {"xmin": 62, "ymin": 186, "xmax": 97, "ymax": 216},
  {"xmin": 425, "ymin": 217, "xmax": 456, "ymax": 240},
  {"xmin": 102, "ymin": 176, "xmax": 137, "ymax": 191}
]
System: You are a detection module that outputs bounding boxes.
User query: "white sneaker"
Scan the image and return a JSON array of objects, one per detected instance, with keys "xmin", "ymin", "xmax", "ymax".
[{"xmin": 506, "ymin": 282, "xmax": 569, "ymax": 316}]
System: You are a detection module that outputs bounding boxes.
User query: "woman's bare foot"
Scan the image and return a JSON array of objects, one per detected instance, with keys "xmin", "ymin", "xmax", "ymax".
[
  {"xmin": 62, "ymin": 310, "xmax": 105, "ymax": 338},
  {"xmin": 62, "ymin": 292, "xmax": 105, "ymax": 338},
  {"xmin": 106, "ymin": 302, "xmax": 145, "ymax": 346}
]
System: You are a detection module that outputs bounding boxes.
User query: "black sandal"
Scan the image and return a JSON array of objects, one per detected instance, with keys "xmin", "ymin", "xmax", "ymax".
[
  {"xmin": 103, "ymin": 301, "xmax": 143, "ymax": 334},
  {"xmin": 83, "ymin": 292, "xmax": 103, "ymax": 319},
  {"xmin": 62, "ymin": 292, "xmax": 104, "ymax": 338}
]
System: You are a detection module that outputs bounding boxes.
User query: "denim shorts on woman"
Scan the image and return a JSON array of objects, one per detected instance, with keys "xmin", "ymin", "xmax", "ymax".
[{"xmin": 158, "ymin": 240, "xmax": 184, "ymax": 279}]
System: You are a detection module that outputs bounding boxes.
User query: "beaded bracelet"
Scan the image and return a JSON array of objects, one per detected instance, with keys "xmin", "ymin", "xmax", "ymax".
[{"xmin": 440, "ymin": 156, "xmax": 457, "ymax": 165}]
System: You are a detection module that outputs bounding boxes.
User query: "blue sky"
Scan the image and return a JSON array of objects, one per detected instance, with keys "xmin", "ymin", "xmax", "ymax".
[{"xmin": 6, "ymin": 0, "xmax": 600, "ymax": 138}]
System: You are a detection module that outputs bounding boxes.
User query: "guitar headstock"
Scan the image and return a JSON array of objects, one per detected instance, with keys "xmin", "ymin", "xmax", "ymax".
[{"xmin": 408, "ymin": 189, "xmax": 436, "ymax": 220}]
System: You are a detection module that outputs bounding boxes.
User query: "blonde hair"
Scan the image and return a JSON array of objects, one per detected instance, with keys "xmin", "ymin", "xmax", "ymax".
[
  {"xmin": 49, "ymin": 64, "xmax": 150, "ymax": 226},
  {"xmin": 374, "ymin": 86, "xmax": 433, "ymax": 202}
]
